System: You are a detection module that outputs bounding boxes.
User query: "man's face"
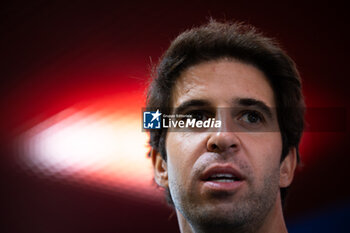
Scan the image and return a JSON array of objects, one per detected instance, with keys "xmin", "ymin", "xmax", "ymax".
[{"xmin": 153, "ymin": 59, "xmax": 296, "ymax": 230}]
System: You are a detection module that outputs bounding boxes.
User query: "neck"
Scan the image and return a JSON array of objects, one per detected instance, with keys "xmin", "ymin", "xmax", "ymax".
[{"xmin": 176, "ymin": 195, "xmax": 288, "ymax": 233}]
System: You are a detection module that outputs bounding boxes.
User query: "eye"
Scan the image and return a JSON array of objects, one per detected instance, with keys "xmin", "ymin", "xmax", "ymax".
[
  {"xmin": 192, "ymin": 111, "xmax": 206, "ymax": 121},
  {"xmin": 186, "ymin": 110, "xmax": 214, "ymax": 121},
  {"xmin": 239, "ymin": 110, "xmax": 264, "ymax": 124}
]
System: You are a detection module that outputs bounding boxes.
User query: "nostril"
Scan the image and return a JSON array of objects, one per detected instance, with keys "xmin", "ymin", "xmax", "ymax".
[{"xmin": 210, "ymin": 144, "xmax": 218, "ymax": 151}]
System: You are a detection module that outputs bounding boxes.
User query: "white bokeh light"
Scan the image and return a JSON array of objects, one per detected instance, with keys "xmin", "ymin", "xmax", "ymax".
[{"xmin": 19, "ymin": 102, "xmax": 161, "ymax": 201}]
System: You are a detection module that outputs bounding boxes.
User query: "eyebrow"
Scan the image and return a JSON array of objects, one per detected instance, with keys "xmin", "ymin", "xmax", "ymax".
[
  {"xmin": 234, "ymin": 98, "xmax": 273, "ymax": 119},
  {"xmin": 173, "ymin": 98, "xmax": 274, "ymax": 119},
  {"xmin": 174, "ymin": 99, "xmax": 212, "ymax": 114}
]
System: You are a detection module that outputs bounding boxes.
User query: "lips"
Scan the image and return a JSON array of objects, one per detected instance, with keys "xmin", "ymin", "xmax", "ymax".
[
  {"xmin": 200, "ymin": 165, "xmax": 244, "ymax": 182},
  {"xmin": 206, "ymin": 173, "xmax": 238, "ymax": 182},
  {"xmin": 200, "ymin": 165, "xmax": 245, "ymax": 192}
]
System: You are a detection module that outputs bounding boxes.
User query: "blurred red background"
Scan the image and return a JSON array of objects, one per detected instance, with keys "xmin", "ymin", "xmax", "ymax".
[{"xmin": 1, "ymin": 1, "xmax": 349, "ymax": 233}]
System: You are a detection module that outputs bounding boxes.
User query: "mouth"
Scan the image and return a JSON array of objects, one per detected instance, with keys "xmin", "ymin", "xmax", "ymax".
[
  {"xmin": 200, "ymin": 165, "xmax": 245, "ymax": 192},
  {"xmin": 206, "ymin": 173, "xmax": 240, "ymax": 183}
]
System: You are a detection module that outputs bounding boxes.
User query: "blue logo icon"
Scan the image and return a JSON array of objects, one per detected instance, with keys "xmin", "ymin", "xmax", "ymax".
[{"xmin": 143, "ymin": 109, "xmax": 162, "ymax": 129}]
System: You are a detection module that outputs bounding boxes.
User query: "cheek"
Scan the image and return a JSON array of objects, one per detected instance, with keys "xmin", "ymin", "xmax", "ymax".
[
  {"xmin": 165, "ymin": 132, "xmax": 208, "ymax": 183},
  {"xmin": 241, "ymin": 132, "xmax": 282, "ymax": 178}
]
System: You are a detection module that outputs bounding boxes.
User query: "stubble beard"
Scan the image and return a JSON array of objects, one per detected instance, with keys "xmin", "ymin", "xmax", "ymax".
[{"xmin": 169, "ymin": 166, "xmax": 280, "ymax": 233}]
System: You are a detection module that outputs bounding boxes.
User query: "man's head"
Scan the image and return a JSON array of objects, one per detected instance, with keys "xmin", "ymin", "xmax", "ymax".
[{"xmin": 147, "ymin": 20, "xmax": 304, "ymax": 232}]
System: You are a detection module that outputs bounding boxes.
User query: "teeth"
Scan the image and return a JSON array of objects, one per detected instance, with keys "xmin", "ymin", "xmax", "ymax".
[
  {"xmin": 208, "ymin": 173, "xmax": 238, "ymax": 182},
  {"xmin": 210, "ymin": 173, "xmax": 235, "ymax": 179}
]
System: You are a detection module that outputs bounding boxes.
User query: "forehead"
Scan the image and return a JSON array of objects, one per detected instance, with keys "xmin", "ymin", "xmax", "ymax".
[{"xmin": 171, "ymin": 59, "xmax": 275, "ymax": 108}]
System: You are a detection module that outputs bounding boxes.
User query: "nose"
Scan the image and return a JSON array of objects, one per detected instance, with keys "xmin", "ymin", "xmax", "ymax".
[
  {"xmin": 206, "ymin": 108, "xmax": 241, "ymax": 153},
  {"xmin": 207, "ymin": 131, "xmax": 241, "ymax": 153}
]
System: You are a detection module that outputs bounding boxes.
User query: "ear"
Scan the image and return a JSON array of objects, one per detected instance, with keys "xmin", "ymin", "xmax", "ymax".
[
  {"xmin": 151, "ymin": 148, "xmax": 168, "ymax": 189},
  {"xmin": 279, "ymin": 147, "xmax": 297, "ymax": 188}
]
